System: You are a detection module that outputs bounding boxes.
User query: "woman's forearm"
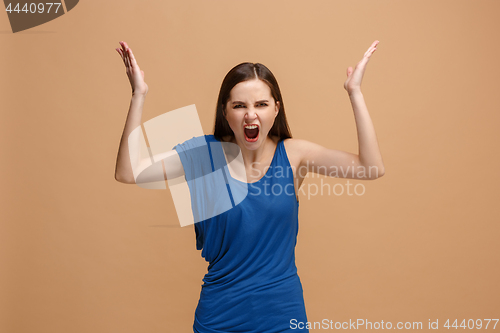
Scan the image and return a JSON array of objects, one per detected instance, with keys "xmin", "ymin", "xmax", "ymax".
[
  {"xmin": 349, "ymin": 90, "xmax": 385, "ymax": 177},
  {"xmin": 114, "ymin": 93, "xmax": 147, "ymax": 183}
]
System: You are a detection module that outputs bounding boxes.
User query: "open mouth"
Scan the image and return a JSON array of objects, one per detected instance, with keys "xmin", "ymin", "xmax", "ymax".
[{"xmin": 244, "ymin": 124, "xmax": 259, "ymax": 142}]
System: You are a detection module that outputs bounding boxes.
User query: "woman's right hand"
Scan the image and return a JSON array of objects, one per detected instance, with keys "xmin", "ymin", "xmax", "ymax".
[{"xmin": 116, "ymin": 41, "xmax": 149, "ymax": 96}]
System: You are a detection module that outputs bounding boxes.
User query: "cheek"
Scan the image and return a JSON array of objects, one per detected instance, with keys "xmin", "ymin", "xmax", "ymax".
[
  {"xmin": 225, "ymin": 114, "xmax": 240, "ymax": 131},
  {"xmin": 266, "ymin": 113, "xmax": 277, "ymax": 128}
]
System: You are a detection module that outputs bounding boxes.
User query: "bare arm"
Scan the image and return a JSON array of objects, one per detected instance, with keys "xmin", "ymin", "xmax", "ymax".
[
  {"xmin": 114, "ymin": 41, "xmax": 184, "ymax": 184},
  {"xmin": 349, "ymin": 90, "xmax": 385, "ymax": 178},
  {"xmin": 293, "ymin": 40, "xmax": 385, "ymax": 180},
  {"xmin": 345, "ymin": 40, "xmax": 384, "ymax": 176},
  {"xmin": 114, "ymin": 93, "xmax": 148, "ymax": 184}
]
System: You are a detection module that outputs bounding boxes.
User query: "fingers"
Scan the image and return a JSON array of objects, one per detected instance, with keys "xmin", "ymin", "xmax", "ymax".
[
  {"xmin": 363, "ymin": 40, "xmax": 379, "ymax": 58},
  {"xmin": 116, "ymin": 45, "xmax": 128, "ymax": 68},
  {"xmin": 123, "ymin": 42, "xmax": 132, "ymax": 68},
  {"xmin": 122, "ymin": 41, "xmax": 138, "ymax": 69},
  {"xmin": 346, "ymin": 66, "xmax": 353, "ymax": 77},
  {"xmin": 370, "ymin": 40, "xmax": 379, "ymax": 49},
  {"xmin": 128, "ymin": 47, "xmax": 139, "ymax": 68},
  {"xmin": 117, "ymin": 42, "xmax": 128, "ymax": 68},
  {"xmin": 117, "ymin": 41, "xmax": 132, "ymax": 69}
]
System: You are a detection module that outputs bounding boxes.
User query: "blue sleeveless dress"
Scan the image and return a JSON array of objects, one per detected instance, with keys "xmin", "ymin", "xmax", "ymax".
[{"xmin": 174, "ymin": 134, "xmax": 308, "ymax": 333}]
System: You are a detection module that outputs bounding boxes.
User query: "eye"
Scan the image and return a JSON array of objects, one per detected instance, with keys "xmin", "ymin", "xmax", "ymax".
[
  {"xmin": 258, "ymin": 103, "xmax": 268, "ymax": 107},
  {"xmin": 233, "ymin": 105, "xmax": 245, "ymax": 109}
]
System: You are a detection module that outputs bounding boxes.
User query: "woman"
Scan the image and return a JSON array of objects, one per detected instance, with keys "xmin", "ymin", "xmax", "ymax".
[{"xmin": 114, "ymin": 40, "xmax": 385, "ymax": 332}]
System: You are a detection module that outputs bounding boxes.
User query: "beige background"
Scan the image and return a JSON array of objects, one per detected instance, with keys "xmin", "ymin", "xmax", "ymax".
[{"xmin": 1, "ymin": 0, "xmax": 499, "ymax": 332}]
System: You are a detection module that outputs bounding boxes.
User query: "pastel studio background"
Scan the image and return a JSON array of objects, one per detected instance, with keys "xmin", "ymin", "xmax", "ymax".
[{"xmin": 1, "ymin": 0, "xmax": 499, "ymax": 332}]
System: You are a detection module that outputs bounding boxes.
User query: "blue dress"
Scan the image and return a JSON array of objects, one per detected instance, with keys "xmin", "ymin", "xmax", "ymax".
[{"xmin": 174, "ymin": 134, "xmax": 308, "ymax": 333}]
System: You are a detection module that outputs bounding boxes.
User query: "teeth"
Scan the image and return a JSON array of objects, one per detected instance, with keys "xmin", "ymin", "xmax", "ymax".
[{"xmin": 244, "ymin": 125, "xmax": 258, "ymax": 129}]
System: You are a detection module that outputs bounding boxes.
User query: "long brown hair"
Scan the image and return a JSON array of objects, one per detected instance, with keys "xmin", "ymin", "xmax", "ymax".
[{"xmin": 213, "ymin": 62, "xmax": 292, "ymax": 141}]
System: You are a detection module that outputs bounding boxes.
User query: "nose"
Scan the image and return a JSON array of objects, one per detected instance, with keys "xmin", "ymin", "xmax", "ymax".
[{"xmin": 245, "ymin": 106, "xmax": 258, "ymax": 121}]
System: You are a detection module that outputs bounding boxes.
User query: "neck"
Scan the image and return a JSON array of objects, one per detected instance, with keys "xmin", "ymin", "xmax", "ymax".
[{"xmin": 224, "ymin": 135, "xmax": 277, "ymax": 166}]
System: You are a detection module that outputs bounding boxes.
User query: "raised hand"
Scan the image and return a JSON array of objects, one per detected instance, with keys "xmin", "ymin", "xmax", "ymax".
[
  {"xmin": 344, "ymin": 40, "xmax": 379, "ymax": 95},
  {"xmin": 116, "ymin": 41, "xmax": 149, "ymax": 96}
]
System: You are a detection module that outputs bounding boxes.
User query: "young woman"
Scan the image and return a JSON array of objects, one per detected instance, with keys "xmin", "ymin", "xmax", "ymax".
[{"xmin": 115, "ymin": 40, "xmax": 385, "ymax": 332}]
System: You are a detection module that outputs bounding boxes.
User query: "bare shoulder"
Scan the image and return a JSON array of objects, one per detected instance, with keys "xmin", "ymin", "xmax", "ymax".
[
  {"xmin": 282, "ymin": 137, "xmax": 312, "ymax": 168},
  {"xmin": 281, "ymin": 138, "xmax": 317, "ymax": 191},
  {"xmin": 282, "ymin": 137, "xmax": 312, "ymax": 148},
  {"xmin": 283, "ymin": 138, "xmax": 335, "ymax": 171},
  {"xmin": 282, "ymin": 137, "xmax": 315, "ymax": 158}
]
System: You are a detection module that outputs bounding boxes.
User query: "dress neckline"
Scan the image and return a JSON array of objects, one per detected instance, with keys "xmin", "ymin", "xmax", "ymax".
[{"xmin": 225, "ymin": 139, "xmax": 281, "ymax": 185}]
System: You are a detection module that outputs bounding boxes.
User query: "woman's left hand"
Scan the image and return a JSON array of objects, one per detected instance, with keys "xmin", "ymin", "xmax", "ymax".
[{"xmin": 344, "ymin": 40, "xmax": 379, "ymax": 95}]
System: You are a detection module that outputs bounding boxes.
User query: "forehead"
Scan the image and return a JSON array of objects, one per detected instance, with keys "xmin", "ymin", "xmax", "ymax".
[{"xmin": 229, "ymin": 79, "xmax": 272, "ymax": 102}]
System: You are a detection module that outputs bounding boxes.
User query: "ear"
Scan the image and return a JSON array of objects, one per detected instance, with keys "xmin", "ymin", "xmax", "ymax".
[{"xmin": 275, "ymin": 101, "xmax": 280, "ymax": 117}]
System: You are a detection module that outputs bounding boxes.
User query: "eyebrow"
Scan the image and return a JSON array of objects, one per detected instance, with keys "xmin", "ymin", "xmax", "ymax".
[{"xmin": 232, "ymin": 100, "xmax": 269, "ymax": 104}]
